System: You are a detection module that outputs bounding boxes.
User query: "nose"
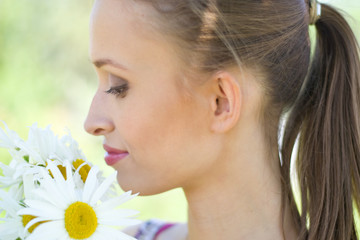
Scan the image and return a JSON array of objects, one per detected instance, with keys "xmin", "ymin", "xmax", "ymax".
[{"xmin": 84, "ymin": 92, "xmax": 114, "ymax": 136}]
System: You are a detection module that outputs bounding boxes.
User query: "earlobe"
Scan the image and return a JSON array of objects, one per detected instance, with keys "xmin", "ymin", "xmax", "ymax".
[{"xmin": 210, "ymin": 72, "xmax": 241, "ymax": 133}]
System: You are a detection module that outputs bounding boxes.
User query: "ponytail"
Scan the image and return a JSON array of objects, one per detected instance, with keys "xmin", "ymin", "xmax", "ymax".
[{"xmin": 282, "ymin": 3, "xmax": 360, "ymax": 240}]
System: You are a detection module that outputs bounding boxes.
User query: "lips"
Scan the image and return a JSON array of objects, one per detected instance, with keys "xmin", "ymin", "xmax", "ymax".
[{"xmin": 103, "ymin": 144, "xmax": 129, "ymax": 166}]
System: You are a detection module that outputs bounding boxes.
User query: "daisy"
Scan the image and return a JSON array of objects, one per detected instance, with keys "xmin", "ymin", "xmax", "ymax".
[
  {"xmin": 0, "ymin": 122, "xmax": 31, "ymax": 169},
  {"xmin": 0, "ymin": 123, "xmax": 94, "ymax": 196},
  {"xmin": 0, "ymin": 189, "xmax": 30, "ymax": 240},
  {"xmin": 60, "ymin": 128, "xmax": 87, "ymax": 162},
  {"xmin": 0, "ymin": 160, "xmax": 24, "ymax": 188},
  {"xmin": 0, "ymin": 121, "xmax": 24, "ymax": 150},
  {"xmin": 23, "ymin": 123, "xmax": 69, "ymax": 165},
  {"xmin": 0, "ymin": 123, "xmax": 45, "ymax": 193},
  {"xmin": 0, "ymin": 158, "xmax": 41, "ymax": 201},
  {"xmin": 19, "ymin": 161, "xmax": 140, "ymax": 240},
  {"xmin": 10, "ymin": 123, "xmax": 83, "ymax": 166},
  {"xmin": 24, "ymin": 125, "xmax": 94, "ymax": 184}
]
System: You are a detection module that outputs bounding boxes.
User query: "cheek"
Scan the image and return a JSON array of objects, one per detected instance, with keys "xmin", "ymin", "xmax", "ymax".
[
  {"xmin": 123, "ymin": 92, "xmax": 196, "ymax": 159},
  {"xmin": 115, "ymin": 86, "xmax": 209, "ymax": 190},
  {"xmin": 109, "ymin": 71, "xmax": 218, "ymax": 194}
]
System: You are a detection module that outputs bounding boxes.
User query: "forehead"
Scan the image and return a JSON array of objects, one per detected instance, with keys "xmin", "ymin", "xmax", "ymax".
[
  {"xmin": 90, "ymin": 0, "xmax": 154, "ymax": 35},
  {"xmin": 89, "ymin": 0, "xmax": 178, "ymax": 71}
]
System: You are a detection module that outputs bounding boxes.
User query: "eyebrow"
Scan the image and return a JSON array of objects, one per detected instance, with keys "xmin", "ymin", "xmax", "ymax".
[{"xmin": 92, "ymin": 58, "xmax": 128, "ymax": 71}]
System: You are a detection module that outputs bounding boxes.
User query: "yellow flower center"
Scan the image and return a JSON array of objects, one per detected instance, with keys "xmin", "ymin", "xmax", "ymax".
[
  {"xmin": 64, "ymin": 201, "xmax": 98, "ymax": 239},
  {"xmin": 72, "ymin": 159, "xmax": 91, "ymax": 183},
  {"xmin": 22, "ymin": 215, "xmax": 42, "ymax": 233},
  {"xmin": 46, "ymin": 160, "xmax": 67, "ymax": 180}
]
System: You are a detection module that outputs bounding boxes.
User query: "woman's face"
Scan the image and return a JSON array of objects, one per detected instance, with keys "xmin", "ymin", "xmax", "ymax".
[{"xmin": 85, "ymin": 0, "xmax": 220, "ymax": 195}]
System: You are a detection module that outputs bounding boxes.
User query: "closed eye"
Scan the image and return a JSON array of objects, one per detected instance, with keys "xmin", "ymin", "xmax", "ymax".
[{"xmin": 105, "ymin": 84, "xmax": 129, "ymax": 98}]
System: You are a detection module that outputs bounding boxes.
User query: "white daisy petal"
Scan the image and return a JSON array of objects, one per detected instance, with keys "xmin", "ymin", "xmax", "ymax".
[
  {"xmin": 82, "ymin": 166, "xmax": 99, "ymax": 202},
  {"xmin": 95, "ymin": 225, "xmax": 137, "ymax": 240},
  {"xmin": 31, "ymin": 186, "xmax": 68, "ymax": 210},
  {"xmin": 26, "ymin": 220, "xmax": 65, "ymax": 240},
  {"xmin": 0, "ymin": 190, "xmax": 21, "ymax": 216},
  {"xmin": 21, "ymin": 200, "xmax": 63, "ymax": 218},
  {"xmin": 0, "ymin": 218, "xmax": 23, "ymax": 240},
  {"xmin": 97, "ymin": 209, "xmax": 139, "ymax": 220},
  {"xmin": 0, "ymin": 121, "xmax": 22, "ymax": 149},
  {"xmin": 63, "ymin": 162, "xmax": 77, "ymax": 203},
  {"xmin": 0, "ymin": 189, "xmax": 30, "ymax": 239},
  {"xmin": 46, "ymin": 162, "xmax": 66, "ymax": 184},
  {"xmin": 44, "ymin": 163, "xmax": 75, "ymax": 206},
  {"xmin": 98, "ymin": 218, "xmax": 141, "ymax": 227},
  {"xmin": 23, "ymin": 216, "xmax": 54, "ymax": 233},
  {"xmin": 96, "ymin": 191, "xmax": 138, "ymax": 212},
  {"xmin": 90, "ymin": 171, "xmax": 117, "ymax": 205}
]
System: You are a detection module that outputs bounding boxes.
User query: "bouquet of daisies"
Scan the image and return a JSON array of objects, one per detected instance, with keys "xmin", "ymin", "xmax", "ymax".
[{"xmin": 0, "ymin": 122, "xmax": 139, "ymax": 240}]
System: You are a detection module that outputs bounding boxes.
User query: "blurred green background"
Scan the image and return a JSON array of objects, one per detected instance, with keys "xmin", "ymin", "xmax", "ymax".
[{"xmin": 0, "ymin": 0, "xmax": 359, "ymax": 225}]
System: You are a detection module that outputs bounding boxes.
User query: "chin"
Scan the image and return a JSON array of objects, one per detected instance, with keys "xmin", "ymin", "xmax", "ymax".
[{"xmin": 117, "ymin": 177, "xmax": 176, "ymax": 196}]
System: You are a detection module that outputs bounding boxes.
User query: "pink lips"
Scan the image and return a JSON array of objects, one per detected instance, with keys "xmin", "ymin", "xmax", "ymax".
[{"xmin": 103, "ymin": 144, "xmax": 129, "ymax": 166}]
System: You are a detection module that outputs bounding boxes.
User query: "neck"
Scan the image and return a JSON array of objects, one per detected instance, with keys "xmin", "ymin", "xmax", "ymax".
[{"xmin": 183, "ymin": 126, "xmax": 297, "ymax": 240}]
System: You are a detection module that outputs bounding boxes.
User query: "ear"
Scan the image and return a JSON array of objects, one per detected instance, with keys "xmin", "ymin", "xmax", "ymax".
[{"xmin": 210, "ymin": 71, "xmax": 241, "ymax": 133}]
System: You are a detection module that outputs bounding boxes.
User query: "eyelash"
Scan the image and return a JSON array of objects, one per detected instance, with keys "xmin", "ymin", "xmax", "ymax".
[{"xmin": 105, "ymin": 84, "xmax": 129, "ymax": 98}]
